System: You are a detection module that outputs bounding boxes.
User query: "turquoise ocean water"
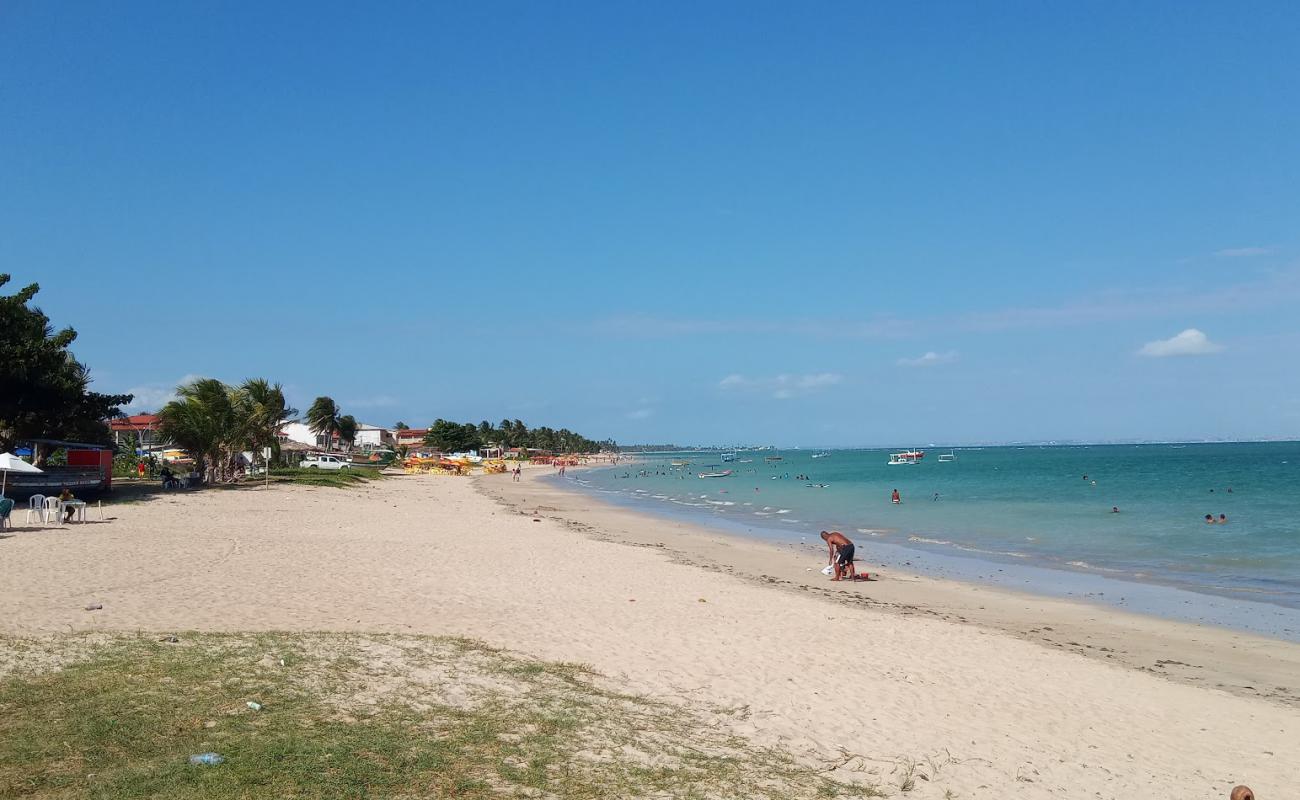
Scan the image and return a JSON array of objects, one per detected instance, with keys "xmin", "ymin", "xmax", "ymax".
[{"xmin": 569, "ymin": 442, "xmax": 1300, "ymax": 637}]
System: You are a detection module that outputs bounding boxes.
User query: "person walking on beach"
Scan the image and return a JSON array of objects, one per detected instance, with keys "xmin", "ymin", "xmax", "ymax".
[
  {"xmin": 820, "ymin": 530, "xmax": 856, "ymax": 581},
  {"xmin": 512, "ymin": 465, "xmax": 521, "ymax": 482}
]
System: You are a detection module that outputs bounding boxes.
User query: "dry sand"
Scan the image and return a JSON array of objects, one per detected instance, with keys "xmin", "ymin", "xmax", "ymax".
[{"xmin": 1, "ymin": 467, "xmax": 1296, "ymax": 797}]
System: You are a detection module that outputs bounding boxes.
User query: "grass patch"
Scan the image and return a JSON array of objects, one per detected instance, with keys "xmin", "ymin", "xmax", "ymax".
[
  {"xmin": 251, "ymin": 467, "xmax": 386, "ymax": 489},
  {"xmin": 0, "ymin": 633, "xmax": 884, "ymax": 799}
]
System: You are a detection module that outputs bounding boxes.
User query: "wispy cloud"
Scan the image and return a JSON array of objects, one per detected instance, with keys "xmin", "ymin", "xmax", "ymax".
[
  {"xmin": 626, "ymin": 408, "xmax": 654, "ymax": 420},
  {"xmin": 347, "ymin": 395, "xmax": 400, "ymax": 409},
  {"xmin": 897, "ymin": 350, "xmax": 958, "ymax": 367},
  {"xmin": 587, "ymin": 266, "xmax": 1300, "ymax": 341},
  {"xmin": 1137, "ymin": 329, "xmax": 1224, "ymax": 357},
  {"xmin": 718, "ymin": 372, "xmax": 843, "ymax": 399},
  {"xmin": 1214, "ymin": 246, "xmax": 1272, "ymax": 258},
  {"xmin": 592, "ymin": 314, "xmax": 914, "ymax": 340},
  {"xmin": 118, "ymin": 374, "xmax": 204, "ymax": 413}
]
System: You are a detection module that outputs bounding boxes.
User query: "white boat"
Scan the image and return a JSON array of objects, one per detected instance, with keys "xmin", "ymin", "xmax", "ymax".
[
  {"xmin": 764, "ymin": 455, "xmax": 783, "ymax": 463},
  {"xmin": 720, "ymin": 452, "xmax": 736, "ymax": 462},
  {"xmin": 888, "ymin": 450, "xmax": 924, "ymax": 465},
  {"xmin": 698, "ymin": 469, "xmax": 732, "ymax": 478},
  {"xmin": 811, "ymin": 452, "xmax": 829, "ymax": 459},
  {"xmin": 937, "ymin": 451, "xmax": 956, "ymax": 462}
]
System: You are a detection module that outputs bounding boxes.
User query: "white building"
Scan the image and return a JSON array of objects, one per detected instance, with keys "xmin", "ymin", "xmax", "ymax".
[
  {"xmin": 280, "ymin": 422, "xmax": 322, "ymax": 448},
  {"xmin": 278, "ymin": 421, "xmax": 393, "ymax": 450},
  {"xmin": 354, "ymin": 423, "xmax": 395, "ymax": 449}
]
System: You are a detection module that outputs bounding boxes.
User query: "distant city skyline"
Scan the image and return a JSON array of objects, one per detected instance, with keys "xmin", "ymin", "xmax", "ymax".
[{"xmin": 6, "ymin": 2, "xmax": 1298, "ymax": 445}]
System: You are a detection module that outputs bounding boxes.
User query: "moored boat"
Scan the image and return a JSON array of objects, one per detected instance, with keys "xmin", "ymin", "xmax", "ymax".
[{"xmin": 888, "ymin": 450, "xmax": 925, "ymax": 465}]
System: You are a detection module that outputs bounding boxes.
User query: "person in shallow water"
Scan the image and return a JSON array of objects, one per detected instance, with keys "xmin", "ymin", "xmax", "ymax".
[
  {"xmin": 1219, "ymin": 513, "xmax": 1228, "ymax": 524},
  {"xmin": 1205, "ymin": 514, "xmax": 1215, "ymax": 524},
  {"xmin": 1112, "ymin": 506, "xmax": 1120, "ymax": 513},
  {"xmin": 891, "ymin": 488, "xmax": 901, "ymax": 504}
]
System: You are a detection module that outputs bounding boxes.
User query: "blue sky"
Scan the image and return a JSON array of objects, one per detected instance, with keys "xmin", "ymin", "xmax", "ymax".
[{"xmin": 4, "ymin": 1, "xmax": 1298, "ymax": 445}]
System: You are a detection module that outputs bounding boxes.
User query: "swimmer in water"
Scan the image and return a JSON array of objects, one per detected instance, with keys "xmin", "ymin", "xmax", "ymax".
[
  {"xmin": 1219, "ymin": 513, "xmax": 1228, "ymax": 524},
  {"xmin": 891, "ymin": 488, "xmax": 901, "ymax": 504},
  {"xmin": 1205, "ymin": 514, "xmax": 1214, "ymax": 524},
  {"xmin": 1112, "ymin": 506, "xmax": 1119, "ymax": 513}
]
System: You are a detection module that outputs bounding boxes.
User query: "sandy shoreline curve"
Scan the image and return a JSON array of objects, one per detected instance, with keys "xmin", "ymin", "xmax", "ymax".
[
  {"xmin": 1, "ymin": 466, "xmax": 1296, "ymax": 797},
  {"xmin": 490, "ymin": 469, "xmax": 1300, "ymax": 709}
]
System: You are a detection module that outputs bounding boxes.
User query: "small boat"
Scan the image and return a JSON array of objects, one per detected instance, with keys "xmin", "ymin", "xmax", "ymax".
[
  {"xmin": 764, "ymin": 455, "xmax": 783, "ymax": 463},
  {"xmin": 737, "ymin": 458, "xmax": 753, "ymax": 463},
  {"xmin": 811, "ymin": 452, "xmax": 829, "ymax": 459},
  {"xmin": 698, "ymin": 469, "xmax": 732, "ymax": 478},
  {"xmin": 937, "ymin": 451, "xmax": 956, "ymax": 462},
  {"xmin": 720, "ymin": 452, "xmax": 736, "ymax": 462},
  {"xmin": 888, "ymin": 450, "xmax": 924, "ymax": 465},
  {"xmin": 670, "ymin": 460, "xmax": 690, "ymax": 467}
]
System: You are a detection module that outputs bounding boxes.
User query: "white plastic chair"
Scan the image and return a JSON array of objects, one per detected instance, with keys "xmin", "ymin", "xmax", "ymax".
[
  {"xmin": 27, "ymin": 494, "xmax": 48, "ymax": 524},
  {"xmin": 44, "ymin": 495, "xmax": 62, "ymax": 524}
]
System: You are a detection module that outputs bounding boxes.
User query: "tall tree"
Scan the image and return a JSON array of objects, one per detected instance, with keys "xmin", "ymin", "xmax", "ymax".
[
  {"xmin": 0, "ymin": 275, "xmax": 132, "ymax": 453},
  {"xmin": 235, "ymin": 379, "xmax": 295, "ymax": 460},
  {"xmin": 305, "ymin": 396, "xmax": 341, "ymax": 452},
  {"xmin": 158, "ymin": 378, "xmax": 236, "ymax": 481},
  {"xmin": 337, "ymin": 414, "xmax": 358, "ymax": 450},
  {"xmin": 394, "ymin": 421, "xmax": 410, "ymax": 430},
  {"xmin": 423, "ymin": 419, "xmax": 480, "ymax": 452}
]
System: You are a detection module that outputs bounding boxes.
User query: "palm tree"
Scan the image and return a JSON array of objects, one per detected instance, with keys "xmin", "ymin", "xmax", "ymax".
[
  {"xmin": 305, "ymin": 396, "xmax": 341, "ymax": 451},
  {"xmin": 337, "ymin": 414, "xmax": 358, "ymax": 451},
  {"xmin": 235, "ymin": 379, "xmax": 295, "ymax": 464},
  {"xmin": 158, "ymin": 377, "xmax": 236, "ymax": 482}
]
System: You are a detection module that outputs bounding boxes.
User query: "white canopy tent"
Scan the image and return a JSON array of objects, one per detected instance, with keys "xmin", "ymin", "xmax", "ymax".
[{"xmin": 0, "ymin": 452, "xmax": 42, "ymax": 497}]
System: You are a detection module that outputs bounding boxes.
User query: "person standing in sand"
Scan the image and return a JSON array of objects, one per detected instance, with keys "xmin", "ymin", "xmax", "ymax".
[{"xmin": 820, "ymin": 530, "xmax": 856, "ymax": 581}]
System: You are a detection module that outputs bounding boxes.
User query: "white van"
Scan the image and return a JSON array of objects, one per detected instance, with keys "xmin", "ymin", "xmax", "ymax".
[{"xmin": 301, "ymin": 454, "xmax": 351, "ymax": 470}]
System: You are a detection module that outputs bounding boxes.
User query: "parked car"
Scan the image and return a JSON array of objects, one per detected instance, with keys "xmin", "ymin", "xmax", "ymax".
[{"xmin": 301, "ymin": 454, "xmax": 350, "ymax": 470}]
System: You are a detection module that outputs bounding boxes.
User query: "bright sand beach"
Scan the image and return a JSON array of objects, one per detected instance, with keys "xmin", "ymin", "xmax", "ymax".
[{"xmin": 2, "ymin": 467, "xmax": 1297, "ymax": 797}]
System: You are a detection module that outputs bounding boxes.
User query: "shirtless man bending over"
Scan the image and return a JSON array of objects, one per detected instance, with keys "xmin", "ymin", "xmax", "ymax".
[{"xmin": 820, "ymin": 530, "xmax": 856, "ymax": 581}]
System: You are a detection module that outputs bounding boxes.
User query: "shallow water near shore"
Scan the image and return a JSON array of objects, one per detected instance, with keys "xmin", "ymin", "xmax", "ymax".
[{"xmin": 569, "ymin": 442, "xmax": 1300, "ymax": 640}]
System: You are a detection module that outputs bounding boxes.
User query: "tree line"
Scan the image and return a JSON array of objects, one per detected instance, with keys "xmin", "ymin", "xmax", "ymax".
[
  {"xmin": 2, "ymin": 274, "xmax": 613, "ymax": 476},
  {"xmin": 417, "ymin": 418, "xmax": 613, "ymax": 454}
]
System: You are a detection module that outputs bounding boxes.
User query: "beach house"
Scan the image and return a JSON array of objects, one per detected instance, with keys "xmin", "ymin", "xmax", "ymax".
[
  {"xmin": 353, "ymin": 424, "xmax": 395, "ymax": 449},
  {"xmin": 396, "ymin": 428, "xmax": 428, "ymax": 449},
  {"xmin": 109, "ymin": 413, "xmax": 165, "ymax": 454}
]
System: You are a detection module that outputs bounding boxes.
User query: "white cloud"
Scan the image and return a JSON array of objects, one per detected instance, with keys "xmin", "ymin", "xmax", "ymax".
[
  {"xmin": 718, "ymin": 372, "xmax": 843, "ymax": 399},
  {"xmin": 1214, "ymin": 246, "xmax": 1272, "ymax": 258},
  {"xmin": 897, "ymin": 351, "xmax": 958, "ymax": 367},
  {"xmin": 1137, "ymin": 329, "xmax": 1225, "ymax": 357},
  {"xmin": 118, "ymin": 374, "xmax": 204, "ymax": 413},
  {"xmin": 626, "ymin": 408, "xmax": 654, "ymax": 420}
]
